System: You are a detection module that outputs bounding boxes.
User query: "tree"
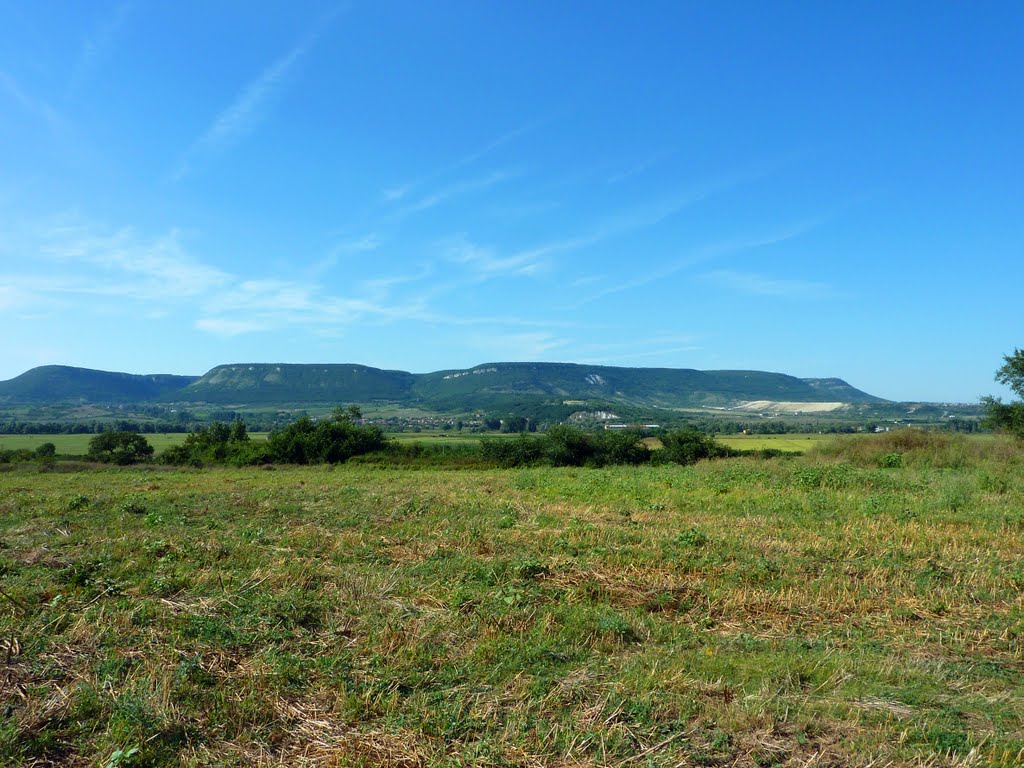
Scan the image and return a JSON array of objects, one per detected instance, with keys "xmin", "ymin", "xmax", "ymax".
[
  {"xmin": 995, "ymin": 348, "xmax": 1024, "ymax": 395},
  {"xmin": 162, "ymin": 420, "xmax": 270, "ymax": 467},
  {"xmin": 333, "ymin": 404, "xmax": 362, "ymax": 423},
  {"xmin": 501, "ymin": 415, "xmax": 529, "ymax": 433},
  {"xmin": 229, "ymin": 419, "xmax": 249, "ymax": 443},
  {"xmin": 88, "ymin": 431, "xmax": 154, "ymax": 465},
  {"xmin": 983, "ymin": 348, "xmax": 1024, "ymax": 439}
]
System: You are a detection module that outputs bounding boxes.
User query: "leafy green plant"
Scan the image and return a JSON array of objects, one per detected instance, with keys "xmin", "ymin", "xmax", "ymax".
[
  {"xmin": 879, "ymin": 451, "xmax": 903, "ymax": 468},
  {"xmin": 104, "ymin": 746, "xmax": 140, "ymax": 768}
]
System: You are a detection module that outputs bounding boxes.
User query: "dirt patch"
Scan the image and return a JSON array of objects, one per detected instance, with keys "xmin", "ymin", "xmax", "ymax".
[{"xmin": 735, "ymin": 401, "xmax": 846, "ymax": 414}]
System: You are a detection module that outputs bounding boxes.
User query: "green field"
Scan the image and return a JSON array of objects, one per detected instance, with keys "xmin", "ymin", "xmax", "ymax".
[
  {"xmin": 0, "ymin": 433, "xmax": 188, "ymax": 454},
  {"xmin": 1, "ymin": 430, "xmax": 544, "ymax": 455},
  {"xmin": 715, "ymin": 433, "xmax": 831, "ymax": 452},
  {"xmin": 0, "ymin": 430, "xmax": 994, "ymax": 461},
  {"xmin": 390, "ymin": 430, "xmax": 527, "ymax": 446},
  {"xmin": 2, "ymin": 435, "xmax": 1023, "ymax": 766},
  {"xmin": 0, "ymin": 433, "xmax": 269, "ymax": 455}
]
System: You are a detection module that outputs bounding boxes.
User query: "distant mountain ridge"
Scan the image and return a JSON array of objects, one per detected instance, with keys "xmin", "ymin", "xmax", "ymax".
[
  {"xmin": 0, "ymin": 362, "xmax": 887, "ymax": 410},
  {"xmin": 0, "ymin": 365, "xmax": 199, "ymax": 404}
]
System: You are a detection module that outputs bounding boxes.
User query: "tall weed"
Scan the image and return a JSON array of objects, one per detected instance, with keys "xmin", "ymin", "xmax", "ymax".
[{"xmin": 812, "ymin": 429, "xmax": 1023, "ymax": 470}]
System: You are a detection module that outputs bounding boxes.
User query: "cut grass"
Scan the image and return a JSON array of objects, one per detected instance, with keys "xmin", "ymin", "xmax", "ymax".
[{"xmin": 2, "ymin": 445, "xmax": 1024, "ymax": 766}]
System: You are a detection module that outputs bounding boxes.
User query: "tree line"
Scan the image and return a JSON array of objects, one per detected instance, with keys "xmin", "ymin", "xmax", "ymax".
[{"xmin": 69, "ymin": 411, "xmax": 756, "ymax": 469}]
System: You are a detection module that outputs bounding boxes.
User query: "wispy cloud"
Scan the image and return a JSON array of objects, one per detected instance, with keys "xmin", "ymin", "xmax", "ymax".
[
  {"xmin": 4, "ymin": 226, "xmax": 434, "ymax": 337},
  {"xmin": 571, "ymin": 334, "xmax": 702, "ymax": 365},
  {"xmin": 304, "ymin": 233, "xmax": 383, "ymax": 278},
  {"xmin": 700, "ymin": 269, "xmax": 835, "ymax": 299},
  {"xmin": 0, "ymin": 70, "xmax": 67, "ymax": 135},
  {"xmin": 382, "ymin": 184, "xmax": 412, "ymax": 203},
  {"xmin": 194, "ymin": 317, "xmax": 271, "ymax": 336},
  {"xmin": 443, "ymin": 237, "xmax": 543, "ymax": 278},
  {"xmin": 0, "ymin": 214, "xmax": 233, "ymax": 316},
  {"xmin": 576, "ymin": 222, "xmax": 816, "ymax": 306},
  {"xmin": 196, "ymin": 275, "xmax": 436, "ymax": 337},
  {"xmin": 171, "ymin": 7, "xmax": 341, "ymax": 181},
  {"xmin": 574, "ymin": 345, "xmax": 703, "ymax": 366},
  {"xmin": 38, "ymin": 221, "xmax": 230, "ymax": 298},
  {"xmin": 381, "ymin": 118, "xmax": 546, "ymax": 203},
  {"xmin": 434, "ymin": 190, "xmax": 717, "ymax": 287},
  {"xmin": 359, "ymin": 268, "xmax": 431, "ymax": 299},
  {"xmin": 606, "ymin": 150, "xmax": 673, "ymax": 185},
  {"xmin": 3, "ymin": 211, "xmax": 585, "ymax": 347},
  {"xmin": 336, "ymin": 234, "xmax": 381, "ymax": 253},
  {"xmin": 465, "ymin": 331, "xmax": 570, "ymax": 359},
  {"xmin": 0, "ymin": 283, "xmax": 43, "ymax": 313},
  {"xmin": 395, "ymin": 169, "xmax": 519, "ymax": 217},
  {"xmin": 68, "ymin": 2, "xmax": 133, "ymax": 96}
]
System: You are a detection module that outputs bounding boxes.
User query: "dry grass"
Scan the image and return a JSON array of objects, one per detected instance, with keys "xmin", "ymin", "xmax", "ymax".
[{"xmin": 1, "ymin": 453, "xmax": 1023, "ymax": 766}]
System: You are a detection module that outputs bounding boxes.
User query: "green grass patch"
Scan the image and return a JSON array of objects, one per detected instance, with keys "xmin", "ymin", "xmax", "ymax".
[
  {"xmin": 0, "ymin": 433, "xmax": 270, "ymax": 456},
  {"xmin": 2, "ymin": 446, "xmax": 1024, "ymax": 765}
]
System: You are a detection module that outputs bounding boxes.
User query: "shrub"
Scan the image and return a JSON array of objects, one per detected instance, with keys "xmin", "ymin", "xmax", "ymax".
[
  {"xmin": 267, "ymin": 415, "xmax": 389, "ymax": 465},
  {"xmin": 543, "ymin": 426, "xmax": 650, "ymax": 467},
  {"xmin": 480, "ymin": 428, "xmax": 650, "ymax": 468},
  {"xmin": 0, "ymin": 448, "xmax": 34, "ymax": 464},
  {"xmin": 480, "ymin": 435, "xmax": 545, "ymax": 467},
  {"xmin": 87, "ymin": 432, "xmax": 154, "ymax": 465},
  {"xmin": 879, "ymin": 451, "xmax": 903, "ymax": 468},
  {"xmin": 659, "ymin": 428, "xmax": 732, "ymax": 465},
  {"xmin": 591, "ymin": 429, "xmax": 651, "ymax": 466},
  {"xmin": 34, "ymin": 442, "xmax": 56, "ymax": 458},
  {"xmin": 543, "ymin": 425, "xmax": 597, "ymax": 467}
]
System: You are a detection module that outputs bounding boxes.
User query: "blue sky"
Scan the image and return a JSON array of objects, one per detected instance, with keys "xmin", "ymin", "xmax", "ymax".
[{"xmin": 1, "ymin": 1, "xmax": 1021, "ymax": 402}]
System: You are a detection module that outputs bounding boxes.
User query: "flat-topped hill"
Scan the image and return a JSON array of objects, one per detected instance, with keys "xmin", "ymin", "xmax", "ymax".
[{"xmin": 0, "ymin": 361, "xmax": 886, "ymax": 409}]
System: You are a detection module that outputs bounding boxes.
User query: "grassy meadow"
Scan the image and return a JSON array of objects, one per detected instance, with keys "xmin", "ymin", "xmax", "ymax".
[
  {"xmin": 2, "ymin": 433, "xmax": 1024, "ymax": 766},
  {"xmin": 0, "ymin": 433, "xmax": 193, "ymax": 455},
  {"xmin": 715, "ymin": 434, "xmax": 831, "ymax": 453},
  {"xmin": 0, "ymin": 434, "xmax": 276, "ymax": 456}
]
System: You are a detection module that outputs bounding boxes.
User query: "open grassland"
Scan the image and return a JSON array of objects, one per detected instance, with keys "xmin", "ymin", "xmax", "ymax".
[{"xmin": 2, "ymin": 435, "xmax": 1024, "ymax": 767}]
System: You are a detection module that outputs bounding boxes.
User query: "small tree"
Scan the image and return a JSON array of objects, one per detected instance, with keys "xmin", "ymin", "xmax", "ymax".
[
  {"xmin": 229, "ymin": 419, "xmax": 249, "ymax": 443},
  {"xmin": 333, "ymin": 404, "xmax": 363, "ymax": 423},
  {"xmin": 982, "ymin": 348, "xmax": 1024, "ymax": 439},
  {"xmin": 88, "ymin": 431, "xmax": 154, "ymax": 465}
]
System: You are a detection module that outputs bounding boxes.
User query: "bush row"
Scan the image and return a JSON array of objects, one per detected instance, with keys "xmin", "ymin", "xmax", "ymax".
[
  {"xmin": 160, "ymin": 412, "xmax": 389, "ymax": 467},
  {"xmin": 481, "ymin": 426, "xmax": 733, "ymax": 468}
]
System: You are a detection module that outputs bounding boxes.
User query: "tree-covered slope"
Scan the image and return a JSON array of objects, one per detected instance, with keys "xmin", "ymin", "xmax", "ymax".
[
  {"xmin": 801, "ymin": 377, "xmax": 886, "ymax": 403},
  {"xmin": 413, "ymin": 362, "xmax": 884, "ymax": 408},
  {"xmin": 0, "ymin": 366, "xmax": 197, "ymax": 404},
  {"xmin": 174, "ymin": 363, "xmax": 416, "ymax": 404},
  {"xmin": 0, "ymin": 361, "xmax": 886, "ymax": 408}
]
